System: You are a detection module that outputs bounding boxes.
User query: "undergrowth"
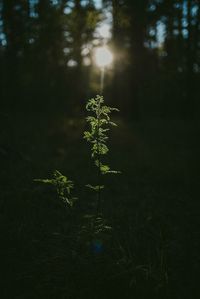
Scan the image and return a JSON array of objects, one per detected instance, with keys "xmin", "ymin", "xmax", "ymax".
[{"xmin": 35, "ymin": 95, "xmax": 169, "ymax": 297}]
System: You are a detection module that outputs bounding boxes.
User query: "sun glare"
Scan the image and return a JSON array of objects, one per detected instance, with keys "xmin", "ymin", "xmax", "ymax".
[{"xmin": 94, "ymin": 46, "xmax": 113, "ymax": 68}]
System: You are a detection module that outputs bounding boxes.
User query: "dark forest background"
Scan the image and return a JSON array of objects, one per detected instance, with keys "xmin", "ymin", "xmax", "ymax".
[
  {"xmin": 0, "ymin": 0, "xmax": 200, "ymax": 118},
  {"xmin": 0, "ymin": 1, "xmax": 200, "ymax": 299}
]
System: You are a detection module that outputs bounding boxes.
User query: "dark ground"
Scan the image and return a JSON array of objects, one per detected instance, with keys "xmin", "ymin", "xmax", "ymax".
[{"xmin": 0, "ymin": 110, "xmax": 199, "ymax": 299}]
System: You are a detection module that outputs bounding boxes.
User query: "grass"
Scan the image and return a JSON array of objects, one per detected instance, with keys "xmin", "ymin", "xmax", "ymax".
[{"xmin": 0, "ymin": 110, "xmax": 199, "ymax": 299}]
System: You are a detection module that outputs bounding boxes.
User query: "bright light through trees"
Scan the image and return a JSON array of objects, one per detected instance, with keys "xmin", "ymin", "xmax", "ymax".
[{"xmin": 94, "ymin": 46, "xmax": 113, "ymax": 68}]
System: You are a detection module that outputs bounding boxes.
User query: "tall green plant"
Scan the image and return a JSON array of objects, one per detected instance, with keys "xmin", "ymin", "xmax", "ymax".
[{"xmin": 83, "ymin": 95, "xmax": 120, "ymax": 215}]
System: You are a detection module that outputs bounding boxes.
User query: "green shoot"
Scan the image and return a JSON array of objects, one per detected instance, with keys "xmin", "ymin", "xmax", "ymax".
[{"xmin": 83, "ymin": 95, "xmax": 120, "ymax": 215}]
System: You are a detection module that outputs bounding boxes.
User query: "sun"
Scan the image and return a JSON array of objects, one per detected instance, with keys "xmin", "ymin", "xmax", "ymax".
[{"xmin": 94, "ymin": 46, "xmax": 113, "ymax": 68}]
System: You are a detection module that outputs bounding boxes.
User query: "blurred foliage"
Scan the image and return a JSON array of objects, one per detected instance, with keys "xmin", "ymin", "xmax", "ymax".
[{"xmin": 0, "ymin": 0, "xmax": 199, "ymax": 118}]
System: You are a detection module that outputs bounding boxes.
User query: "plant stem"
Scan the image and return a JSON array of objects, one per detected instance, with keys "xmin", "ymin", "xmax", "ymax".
[{"xmin": 96, "ymin": 98, "xmax": 101, "ymax": 215}]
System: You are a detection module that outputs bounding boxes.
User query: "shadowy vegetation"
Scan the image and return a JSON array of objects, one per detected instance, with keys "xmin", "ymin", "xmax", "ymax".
[{"xmin": 1, "ymin": 108, "xmax": 199, "ymax": 298}]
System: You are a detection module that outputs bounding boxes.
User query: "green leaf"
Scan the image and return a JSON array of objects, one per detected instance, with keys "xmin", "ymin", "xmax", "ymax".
[
  {"xmin": 34, "ymin": 171, "xmax": 76, "ymax": 207},
  {"xmin": 110, "ymin": 107, "xmax": 120, "ymax": 112},
  {"xmin": 106, "ymin": 170, "xmax": 121, "ymax": 174},
  {"xmin": 34, "ymin": 179, "xmax": 52, "ymax": 184},
  {"xmin": 109, "ymin": 121, "xmax": 117, "ymax": 127},
  {"xmin": 83, "ymin": 131, "xmax": 93, "ymax": 142},
  {"xmin": 100, "ymin": 164, "xmax": 110, "ymax": 174},
  {"xmin": 86, "ymin": 184, "xmax": 105, "ymax": 191},
  {"xmin": 94, "ymin": 161, "xmax": 111, "ymax": 174}
]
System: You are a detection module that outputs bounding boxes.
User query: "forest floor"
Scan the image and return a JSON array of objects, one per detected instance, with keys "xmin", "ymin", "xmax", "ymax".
[{"xmin": 0, "ymin": 111, "xmax": 199, "ymax": 299}]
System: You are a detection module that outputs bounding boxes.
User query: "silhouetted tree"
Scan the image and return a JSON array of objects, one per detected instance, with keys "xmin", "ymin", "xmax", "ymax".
[{"xmin": 2, "ymin": 0, "xmax": 30, "ymax": 105}]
